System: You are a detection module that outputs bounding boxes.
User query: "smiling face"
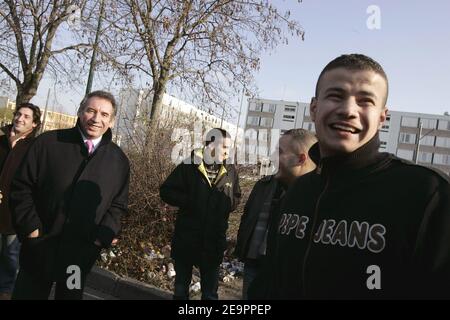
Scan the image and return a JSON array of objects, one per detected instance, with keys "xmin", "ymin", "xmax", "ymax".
[
  {"xmin": 311, "ymin": 67, "xmax": 388, "ymax": 157},
  {"xmin": 78, "ymin": 96, "xmax": 115, "ymax": 139},
  {"xmin": 13, "ymin": 107, "xmax": 37, "ymax": 134}
]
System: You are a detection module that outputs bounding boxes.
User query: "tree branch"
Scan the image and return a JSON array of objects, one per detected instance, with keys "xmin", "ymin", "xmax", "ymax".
[{"xmin": 0, "ymin": 61, "xmax": 20, "ymax": 85}]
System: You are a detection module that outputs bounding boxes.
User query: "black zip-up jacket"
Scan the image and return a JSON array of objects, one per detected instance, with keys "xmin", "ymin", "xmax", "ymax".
[
  {"xmin": 252, "ymin": 134, "xmax": 450, "ymax": 299},
  {"xmin": 160, "ymin": 149, "xmax": 241, "ymax": 266}
]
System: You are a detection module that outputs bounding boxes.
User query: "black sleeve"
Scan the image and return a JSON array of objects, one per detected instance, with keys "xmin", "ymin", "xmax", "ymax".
[
  {"xmin": 159, "ymin": 163, "xmax": 190, "ymax": 209},
  {"xmin": 234, "ymin": 181, "xmax": 259, "ymax": 259},
  {"xmin": 96, "ymin": 161, "xmax": 130, "ymax": 248},
  {"xmin": 9, "ymin": 139, "xmax": 43, "ymax": 241},
  {"xmin": 241, "ymin": 181, "xmax": 259, "ymax": 221},
  {"xmin": 413, "ymin": 178, "xmax": 450, "ymax": 298},
  {"xmin": 231, "ymin": 168, "xmax": 242, "ymax": 212}
]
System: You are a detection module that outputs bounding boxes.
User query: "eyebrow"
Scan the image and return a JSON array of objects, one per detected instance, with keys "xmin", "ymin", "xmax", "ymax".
[
  {"xmin": 357, "ymin": 90, "xmax": 377, "ymax": 98},
  {"xmin": 324, "ymin": 87, "xmax": 377, "ymax": 98},
  {"xmin": 324, "ymin": 87, "xmax": 346, "ymax": 95}
]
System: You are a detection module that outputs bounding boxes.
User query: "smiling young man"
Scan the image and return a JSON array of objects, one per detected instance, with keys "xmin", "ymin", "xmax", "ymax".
[
  {"xmin": 10, "ymin": 91, "xmax": 130, "ymax": 300},
  {"xmin": 0, "ymin": 103, "xmax": 41, "ymax": 299},
  {"xmin": 250, "ymin": 54, "xmax": 450, "ymax": 299}
]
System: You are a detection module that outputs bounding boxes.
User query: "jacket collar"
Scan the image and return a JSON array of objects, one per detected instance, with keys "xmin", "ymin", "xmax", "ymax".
[
  {"xmin": 192, "ymin": 148, "xmax": 227, "ymax": 187},
  {"xmin": 309, "ymin": 132, "xmax": 388, "ymax": 180},
  {"xmin": 2, "ymin": 124, "xmax": 34, "ymax": 149}
]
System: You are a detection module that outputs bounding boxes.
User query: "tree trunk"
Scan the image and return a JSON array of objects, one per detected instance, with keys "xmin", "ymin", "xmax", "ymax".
[
  {"xmin": 146, "ymin": 80, "xmax": 167, "ymax": 146},
  {"xmin": 15, "ymin": 84, "xmax": 38, "ymax": 107},
  {"xmin": 15, "ymin": 71, "xmax": 43, "ymax": 107},
  {"xmin": 150, "ymin": 81, "xmax": 166, "ymax": 123}
]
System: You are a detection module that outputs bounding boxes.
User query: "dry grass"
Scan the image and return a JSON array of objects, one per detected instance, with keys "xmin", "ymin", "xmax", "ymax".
[{"xmin": 97, "ymin": 119, "xmax": 259, "ymax": 298}]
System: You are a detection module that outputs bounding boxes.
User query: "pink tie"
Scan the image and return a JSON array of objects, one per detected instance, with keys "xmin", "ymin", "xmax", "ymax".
[{"xmin": 85, "ymin": 140, "xmax": 94, "ymax": 154}]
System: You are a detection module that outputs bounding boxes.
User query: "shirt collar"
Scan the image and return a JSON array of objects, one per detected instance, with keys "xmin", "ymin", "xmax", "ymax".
[{"xmin": 78, "ymin": 127, "xmax": 102, "ymax": 148}]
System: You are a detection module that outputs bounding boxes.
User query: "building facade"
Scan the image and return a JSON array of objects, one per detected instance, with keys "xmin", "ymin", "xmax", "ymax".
[
  {"xmin": 40, "ymin": 110, "xmax": 77, "ymax": 132},
  {"xmin": 245, "ymin": 98, "xmax": 450, "ymax": 175},
  {"xmin": 0, "ymin": 96, "xmax": 16, "ymax": 125},
  {"xmin": 118, "ymin": 89, "xmax": 239, "ymax": 146}
]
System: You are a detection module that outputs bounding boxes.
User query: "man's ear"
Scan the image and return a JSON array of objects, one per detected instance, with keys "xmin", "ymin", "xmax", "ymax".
[
  {"xmin": 310, "ymin": 97, "xmax": 317, "ymax": 122},
  {"xmin": 378, "ymin": 107, "xmax": 389, "ymax": 129},
  {"xmin": 297, "ymin": 153, "xmax": 307, "ymax": 165}
]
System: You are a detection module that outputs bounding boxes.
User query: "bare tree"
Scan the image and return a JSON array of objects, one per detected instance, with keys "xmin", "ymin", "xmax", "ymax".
[
  {"xmin": 107, "ymin": 0, "xmax": 304, "ymax": 132},
  {"xmin": 0, "ymin": 0, "xmax": 94, "ymax": 105}
]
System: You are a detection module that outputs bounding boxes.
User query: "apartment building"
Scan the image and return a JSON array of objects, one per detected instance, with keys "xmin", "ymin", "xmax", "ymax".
[
  {"xmin": 245, "ymin": 98, "xmax": 450, "ymax": 175},
  {"xmin": 118, "ymin": 89, "xmax": 239, "ymax": 145}
]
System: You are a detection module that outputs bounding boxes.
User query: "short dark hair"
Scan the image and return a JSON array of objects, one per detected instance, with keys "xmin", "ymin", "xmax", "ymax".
[
  {"xmin": 78, "ymin": 90, "xmax": 117, "ymax": 117},
  {"xmin": 14, "ymin": 103, "xmax": 42, "ymax": 136},
  {"xmin": 283, "ymin": 128, "xmax": 317, "ymax": 153},
  {"xmin": 205, "ymin": 128, "xmax": 231, "ymax": 146},
  {"xmin": 315, "ymin": 54, "xmax": 389, "ymax": 106}
]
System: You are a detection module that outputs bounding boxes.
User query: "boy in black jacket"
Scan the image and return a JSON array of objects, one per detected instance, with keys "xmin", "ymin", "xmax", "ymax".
[
  {"xmin": 160, "ymin": 128, "xmax": 241, "ymax": 300},
  {"xmin": 250, "ymin": 54, "xmax": 450, "ymax": 299},
  {"xmin": 235, "ymin": 129, "xmax": 317, "ymax": 299}
]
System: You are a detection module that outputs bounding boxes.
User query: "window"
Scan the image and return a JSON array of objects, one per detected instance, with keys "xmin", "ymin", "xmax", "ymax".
[
  {"xmin": 258, "ymin": 130, "xmax": 269, "ymax": 142},
  {"xmin": 399, "ymin": 133, "xmax": 416, "ymax": 144},
  {"xmin": 247, "ymin": 144, "xmax": 257, "ymax": 154},
  {"xmin": 421, "ymin": 119, "xmax": 437, "ymax": 130},
  {"xmin": 418, "ymin": 152, "xmax": 432, "ymax": 164},
  {"xmin": 401, "ymin": 117, "xmax": 418, "ymax": 127},
  {"xmin": 420, "ymin": 135, "xmax": 435, "ymax": 146},
  {"xmin": 249, "ymin": 102, "xmax": 262, "ymax": 112},
  {"xmin": 302, "ymin": 122, "xmax": 315, "ymax": 132},
  {"xmin": 396, "ymin": 149, "xmax": 414, "ymax": 161},
  {"xmin": 381, "ymin": 124, "xmax": 390, "ymax": 131},
  {"xmin": 438, "ymin": 120, "xmax": 450, "ymax": 131},
  {"xmin": 247, "ymin": 116, "xmax": 260, "ymax": 126},
  {"xmin": 285, "ymin": 107, "xmax": 296, "ymax": 113},
  {"xmin": 386, "ymin": 115, "xmax": 391, "ymax": 121},
  {"xmin": 304, "ymin": 108, "xmax": 310, "ymax": 116},
  {"xmin": 436, "ymin": 137, "xmax": 450, "ymax": 148},
  {"xmin": 434, "ymin": 154, "xmax": 450, "ymax": 165},
  {"xmin": 263, "ymin": 103, "xmax": 276, "ymax": 113},
  {"xmin": 245, "ymin": 129, "xmax": 258, "ymax": 140},
  {"xmin": 283, "ymin": 114, "xmax": 295, "ymax": 123},
  {"xmin": 260, "ymin": 117, "xmax": 273, "ymax": 127}
]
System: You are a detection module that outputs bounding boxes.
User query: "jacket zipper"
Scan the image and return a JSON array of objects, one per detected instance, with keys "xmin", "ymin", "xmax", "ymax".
[{"xmin": 301, "ymin": 166, "xmax": 329, "ymax": 297}]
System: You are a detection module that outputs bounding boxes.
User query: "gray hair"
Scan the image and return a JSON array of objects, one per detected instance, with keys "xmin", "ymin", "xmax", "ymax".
[{"xmin": 78, "ymin": 90, "xmax": 117, "ymax": 117}]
